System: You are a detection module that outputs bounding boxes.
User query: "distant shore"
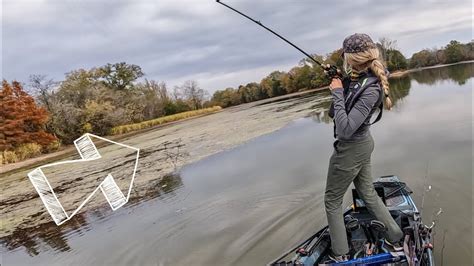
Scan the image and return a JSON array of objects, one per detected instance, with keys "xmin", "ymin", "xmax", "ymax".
[
  {"xmin": 1, "ymin": 60, "xmax": 472, "ymax": 176},
  {"xmin": 389, "ymin": 60, "xmax": 474, "ymax": 78}
]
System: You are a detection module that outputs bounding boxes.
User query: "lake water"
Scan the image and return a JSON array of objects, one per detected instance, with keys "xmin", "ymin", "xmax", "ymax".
[{"xmin": 1, "ymin": 63, "xmax": 472, "ymax": 265}]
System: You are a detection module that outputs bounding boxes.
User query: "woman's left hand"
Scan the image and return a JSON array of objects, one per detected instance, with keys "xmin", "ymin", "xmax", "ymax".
[{"xmin": 329, "ymin": 78, "xmax": 343, "ymax": 91}]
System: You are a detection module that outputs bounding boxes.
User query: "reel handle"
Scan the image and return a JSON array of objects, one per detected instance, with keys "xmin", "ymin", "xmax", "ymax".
[{"xmin": 324, "ymin": 64, "xmax": 343, "ymax": 79}]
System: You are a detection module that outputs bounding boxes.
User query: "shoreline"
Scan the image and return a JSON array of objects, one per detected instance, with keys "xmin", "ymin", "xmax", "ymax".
[
  {"xmin": 0, "ymin": 88, "xmax": 329, "ymax": 176},
  {"xmin": 1, "ymin": 60, "xmax": 472, "ymax": 176},
  {"xmin": 388, "ymin": 60, "xmax": 474, "ymax": 78},
  {"xmin": 0, "ymin": 110, "xmax": 223, "ymax": 176}
]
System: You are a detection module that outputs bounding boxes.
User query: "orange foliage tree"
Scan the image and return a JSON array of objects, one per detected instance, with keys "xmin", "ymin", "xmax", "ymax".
[{"xmin": 0, "ymin": 80, "xmax": 56, "ymax": 151}]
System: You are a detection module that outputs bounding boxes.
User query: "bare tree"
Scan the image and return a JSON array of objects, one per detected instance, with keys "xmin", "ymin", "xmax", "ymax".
[
  {"xmin": 181, "ymin": 80, "xmax": 207, "ymax": 110},
  {"xmin": 28, "ymin": 74, "xmax": 58, "ymax": 112},
  {"xmin": 144, "ymin": 79, "xmax": 170, "ymax": 103},
  {"xmin": 156, "ymin": 81, "xmax": 170, "ymax": 103},
  {"xmin": 141, "ymin": 79, "xmax": 173, "ymax": 119},
  {"xmin": 172, "ymin": 85, "xmax": 183, "ymax": 101},
  {"xmin": 378, "ymin": 37, "xmax": 398, "ymax": 62}
]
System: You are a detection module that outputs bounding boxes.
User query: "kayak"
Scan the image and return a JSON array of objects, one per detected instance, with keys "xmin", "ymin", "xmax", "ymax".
[{"xmin": 269, "ymin": 175, "xmax": 435, "ymax": 265}]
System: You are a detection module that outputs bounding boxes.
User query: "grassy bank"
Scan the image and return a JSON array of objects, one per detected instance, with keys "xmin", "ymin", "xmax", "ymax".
[
  {"xmin": 110, "ymin": 106, "xmax": 222, "ymax": 135},
  {"xmin": 1, "ymin": 142, "xmax": 61, "ymax": 165},
  {"xmin": 0, "ymin": 106, "xmax": 222, "ymax": 167}
]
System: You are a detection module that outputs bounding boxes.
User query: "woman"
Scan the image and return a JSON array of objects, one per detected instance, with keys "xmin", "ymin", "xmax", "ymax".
[{"xmin": 325, "ymin": 33, "xmax": 403, "ymax": 262}]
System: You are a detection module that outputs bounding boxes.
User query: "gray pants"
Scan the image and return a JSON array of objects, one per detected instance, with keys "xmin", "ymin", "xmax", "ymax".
[{"xmin": 325, "ymin": 135, "xmax": 403, "ymax": 255}]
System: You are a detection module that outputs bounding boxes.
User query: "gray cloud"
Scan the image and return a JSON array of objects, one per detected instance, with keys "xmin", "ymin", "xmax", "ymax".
[{"xmin": 2, "ymin": 0, "xmax": 471, "ymax": 93}]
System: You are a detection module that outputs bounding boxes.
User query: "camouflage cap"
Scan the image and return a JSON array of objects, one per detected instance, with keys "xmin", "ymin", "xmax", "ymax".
[{"xmin": 342, "ymin": 33, "xmax": 377, "ymax": 54}]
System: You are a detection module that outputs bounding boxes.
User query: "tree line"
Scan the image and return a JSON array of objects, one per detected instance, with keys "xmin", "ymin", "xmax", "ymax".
[
  {"xmin": 30, "ymin": 63, "xmax": 211, "ymax": 143},
  {"xmin": 1, "ymin": 38, "xmax": 472, "ymax": 163},
  {"xmin": 209, "ymin": 39, "xmax": 473, "ymax": 108},
  {"xmin": 1, "ymin": 62, "xmax": 212, "ymax": 163}
]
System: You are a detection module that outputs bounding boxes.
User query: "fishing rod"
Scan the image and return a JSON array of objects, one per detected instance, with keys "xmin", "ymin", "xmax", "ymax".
[{"xmin": 215, "ymin": 0, "xmax": 341, "ymax": 78}]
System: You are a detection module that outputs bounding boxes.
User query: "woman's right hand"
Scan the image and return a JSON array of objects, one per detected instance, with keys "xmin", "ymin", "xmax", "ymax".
[{"xmin": 329, "ymin": 78, "xmax": 343, "ymax": 91}]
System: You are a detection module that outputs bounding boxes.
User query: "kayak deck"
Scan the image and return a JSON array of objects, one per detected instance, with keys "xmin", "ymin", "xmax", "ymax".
[{"xmin": 270, "ymin": 175, "xmax": 434, "ymax": 265}]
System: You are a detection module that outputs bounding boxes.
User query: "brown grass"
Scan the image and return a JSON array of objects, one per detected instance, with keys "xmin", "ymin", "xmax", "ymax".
[{"xmin": 110, "ymin": 106, "xmax": 222, "ymax": 135}]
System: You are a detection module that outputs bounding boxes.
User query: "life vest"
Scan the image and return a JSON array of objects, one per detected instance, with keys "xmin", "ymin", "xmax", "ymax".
[{"xmin": 329, "ymin": 74, "xmax": 384, "ymax": 139}]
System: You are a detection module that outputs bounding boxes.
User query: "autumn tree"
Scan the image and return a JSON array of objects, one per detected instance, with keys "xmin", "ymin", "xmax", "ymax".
[
  {"xmin": 245, "ymin": 82, "xmax": 266, "ymax": 101},
  {"xmin": 237, "ymin": 85, "xmax": 252, "ymax": 103},
  {"xmin": 325, "ymin": 48, "xmax": 344, "ymax": 69},
  {"xmin": 303, "ymin": 54, "xmax": 329, "ymax": 88},
  {"xmin": 410, "ymin": 50, "xmax": 432, "ymax": 68},
  {"xmin": 260, "ymin": 71, "xmax": 286, "ymax": 98},
  {"xmin": 0, "ymin": 80, "xmax": 56, "ymax": 151},
  {"xmin": 211, "ymin": 87, "xmax": 240, "ymax": 108},
  {"xmin": 283, "ymin": 65, "xmax": 314, "ymax": 93},
  {"xmin": 463, "ymin": 40, "xmax": 474, "ymax": 60},
  {"xmin": 48, "ymin": 69, "xmax": 102, "ymax": 142}
]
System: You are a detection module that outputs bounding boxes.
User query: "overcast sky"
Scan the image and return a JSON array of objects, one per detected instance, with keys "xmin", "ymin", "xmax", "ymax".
[{"xmin": 2, "ymin": 0, "xmax": 472, "ymax": 93}]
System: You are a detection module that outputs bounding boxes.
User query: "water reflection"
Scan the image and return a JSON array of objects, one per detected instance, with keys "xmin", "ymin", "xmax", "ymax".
[
  {"xmin": 128, "ymin": 172, "xmax": 184, "ymax": 204},
  {"xmin": 0, "ymin": 172, "xmax": 184, "ymax": 257},
  {"xmin": 1, "ymin": 213, "xmax": 88, "ymax": 256},
  {"xmin": 389, "ymin": 76, "xmax": 411, "ymax": 108},
  {"xmin": 409, "ymin": 62, "xmax": 474, "ymax": 85},
  {"xmin": 307, "ymin": 95, "xmax": 332, "ymax": 124}
]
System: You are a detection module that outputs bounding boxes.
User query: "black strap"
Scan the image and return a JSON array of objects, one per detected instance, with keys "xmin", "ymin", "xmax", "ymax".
[
  {"xmin": 369, "ymin": 103, "xmax": 383, "ymax": 125},
  {"xmin": 347, "ymin": 77, "xmax": 380, "ymax": 111},
  {"xmin": 332, "ymin": 76, "xmax": 383, "ymax": 139},
  {"xmin": 347, "ymin": 77, "xmax": 383, "ymax": 125}
]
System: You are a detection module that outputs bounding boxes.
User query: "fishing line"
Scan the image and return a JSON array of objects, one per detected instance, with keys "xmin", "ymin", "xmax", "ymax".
[{"xmin": 215, "ymin": 0, "xmax": 341, "ymax": 78}]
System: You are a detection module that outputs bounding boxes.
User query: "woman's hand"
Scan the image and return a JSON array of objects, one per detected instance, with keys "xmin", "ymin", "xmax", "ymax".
[{"xmin": 329, "ymin": 78, "xmax": 343, "ymax": 91}]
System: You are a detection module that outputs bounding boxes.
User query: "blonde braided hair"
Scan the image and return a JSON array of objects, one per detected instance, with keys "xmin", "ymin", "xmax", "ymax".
[{"xmin": 343, "ymin": 48, "xmax": 392, "ymax": 109}]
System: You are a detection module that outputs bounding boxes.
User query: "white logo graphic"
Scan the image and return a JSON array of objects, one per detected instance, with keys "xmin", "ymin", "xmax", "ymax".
[{"xmin": 27, "ymin": 133, "xmax": 140, "ymax": 225}]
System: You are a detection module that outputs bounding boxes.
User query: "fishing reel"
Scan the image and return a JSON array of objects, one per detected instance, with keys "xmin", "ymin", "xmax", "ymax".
[{"xmin": 323, "ymin": 64, "xmax": 343, "ymax": 79}]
